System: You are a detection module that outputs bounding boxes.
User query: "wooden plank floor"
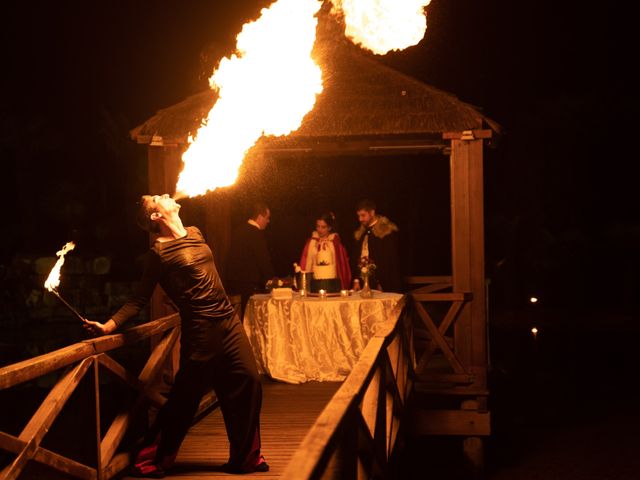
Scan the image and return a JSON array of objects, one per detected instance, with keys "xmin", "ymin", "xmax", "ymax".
[{"xmin": 120, "ymin": 377, "xmax": 341, "ymax": 479}]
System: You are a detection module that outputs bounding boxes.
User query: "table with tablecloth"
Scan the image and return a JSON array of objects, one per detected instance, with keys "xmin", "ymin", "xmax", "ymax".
[{"xmin": 243, "ymin": 291, "xmax": 404, "ymax": 384}]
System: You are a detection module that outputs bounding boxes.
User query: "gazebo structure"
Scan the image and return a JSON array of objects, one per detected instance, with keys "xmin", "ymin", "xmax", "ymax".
[{"xmin": 130, "ymin": 22, "xmax": 501, "ymax": 466}]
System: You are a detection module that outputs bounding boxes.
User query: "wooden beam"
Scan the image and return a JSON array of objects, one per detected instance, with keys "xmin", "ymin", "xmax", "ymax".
[
  {"xmin": 413, "ymin": 302, "xmax": 466, "ymax": 374},
  {"xmin": 99, "ymin": 328, "xmax": 179, "ymax": 468},
  {"xmin": 410, "ymin": 292, "xmax": 471, "ymax": 302},
  {"xmin": 443, "ymin": 129, "xmax": 492, "ymax": 140},
  {"xmin": 415, "ymin": 373, "xmax": 475, "ymax": 384},
  {"xmin": 0, "ymin": 343, "xmax": 94, "ymax": 390},
  {"xmin": 102, "ymin": 452, "xmax": 131, "ymax": 480},
  {"xmin": 261, "ymin": 134, "xmax": 448, "ymax": 156},
  {"xmin": 413, "ymin": 384, "xmax": 489, "ymax": 396},
  {"xmin": 0, "ymin": 431, "xmax": 95, "ymax": 479},
  {"xmin": 97, "ymin": 354, "xmax": 142, "ymax": 391},
  {"xmin": 93, "ymin": 358, "xmax": 102, "ymax": 480},
  {"xmin": 3, "ymin": 358, "xmax": 93, "ymax": 480},
  {"xmin": 409, "ymin": 409, "xmax": 490, "ymax": 436}
]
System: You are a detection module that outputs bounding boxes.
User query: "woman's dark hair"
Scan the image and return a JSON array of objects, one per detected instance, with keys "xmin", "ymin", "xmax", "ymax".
[
  {"xmin": 316, "ymin": 211, "xmax": 336, "ymax": 231},
  {"xmin": 136, "ymin": 195, "xmax": 160, "ymax": 233}
]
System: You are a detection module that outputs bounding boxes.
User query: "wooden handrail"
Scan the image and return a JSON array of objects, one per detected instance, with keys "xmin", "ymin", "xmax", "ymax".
[
  {"xmin": 283, "ymin": 295, "xmax": 414, "ymax": 479},
  {"xmin": 404, "ymin": 276, "xmax": 453, "ymax": 294},
  {"xmin": 0, "ymin": 313, "xmax": 182, "ymax": 480},
  {"xmin": 404, "ymin": 275, "xmax": 452, "ymax": 285},
  {"xmin": 0, "ymin": 314, "xmax": 180, "ymax": 391},
  {"xmin": 411, "ymin": 292, "xmax": 472, "ymax": 302}
]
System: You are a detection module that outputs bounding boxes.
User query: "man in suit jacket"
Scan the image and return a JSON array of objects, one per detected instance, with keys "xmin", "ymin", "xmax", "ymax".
[{"xmin": 226, "ymin": 203, "xmax": 275, "ymax": 313}]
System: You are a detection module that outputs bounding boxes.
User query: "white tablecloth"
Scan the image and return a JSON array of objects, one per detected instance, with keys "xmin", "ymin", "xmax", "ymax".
[{"xmin": 243, "ymin": 291, "xmax": 403, "ymax": 384}]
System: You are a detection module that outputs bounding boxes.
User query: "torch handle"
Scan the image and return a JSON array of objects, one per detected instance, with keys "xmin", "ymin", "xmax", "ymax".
[{"xmin": 53, "ymin": 290, "xmax": 86, "ymax": 323}]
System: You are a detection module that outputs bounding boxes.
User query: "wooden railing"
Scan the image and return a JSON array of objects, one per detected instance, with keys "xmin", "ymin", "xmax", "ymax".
[
  {"xmin": 404, "ymin": 275, "xmax": 452, "ymax": 294},
  {"xmin": 405, "ymin": 276, "xmax": 478, "ymax": 386},
  {"xmin": 282, "ymin": 296, "xmax": 414, "ymax": 479},
  {"xmin": 403, "ymin": 277, "xmax": 490, "ymax": 473},
  {"xmin": 0, "ymin": 314, "xmax": 195, "ymax": 480}
]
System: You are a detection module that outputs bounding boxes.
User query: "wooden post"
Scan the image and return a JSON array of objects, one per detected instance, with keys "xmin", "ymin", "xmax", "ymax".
[
  {"xmin": 448, "ymin": 133, "xmax": 490, "ymax": 475},
  {"xmin": 146, "ymin": 144, "xmax": 183, "ymax": 423},
  {"xmin": 449, "ymin": 136, "xmax": 487, "ymax": 389},
  {"xmin": 93, "ymin": 358, "xmax": 103, "ymax": 480},
  {"xmin": 204, "ymin": 191, "xmax": 232, "ymax": 280},
  {"xmin": 463, "ymin": 436, "xmax": 484, "ymax": 478},
  {"xmin": 147, "ymin": 144, "xmax": 182, "ymax": 322}
]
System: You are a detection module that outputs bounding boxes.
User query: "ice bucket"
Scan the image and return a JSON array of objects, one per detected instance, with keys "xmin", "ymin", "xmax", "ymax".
[{"xmin": 296, "ymin": 271, "xmax": 313, "ymax": 292}]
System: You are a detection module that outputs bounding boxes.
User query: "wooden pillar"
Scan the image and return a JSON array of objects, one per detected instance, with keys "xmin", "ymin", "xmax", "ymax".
[
  {"xmin": 147, "ymin": 144, "xmax": 183, "ymax": 321},
  {"xmin": 463, "ymin": 436, "xmax": 484, "ymax": 478},
  {"xmin": 448, "ymin": 134, "xmax": 488, "ymax": 389},
  {"xmin": 204, "ymin": 191, "xmax": 232, "ymax": 280},
  {"xmin": 146, "ymin": 144, "xmax": 183, "ymax": 403}
]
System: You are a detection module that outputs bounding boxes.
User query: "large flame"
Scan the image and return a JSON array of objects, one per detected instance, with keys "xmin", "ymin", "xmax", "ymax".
[
  {"xmin": 331, "ymin": 0, "xmax": 431, "ymax": 55},
  {"xmin": 44, "ymin": 242, "xmax": 76, "ymax": 292},
  {"xmin": 176, "ymin": 0, "xmax": 324, "ymax": 198}
]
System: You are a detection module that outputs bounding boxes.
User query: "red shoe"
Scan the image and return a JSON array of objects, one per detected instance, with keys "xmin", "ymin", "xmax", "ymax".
[
  {"xmin": 130, "ymin": 443, "xmax": 176, "ymax": 478},
  {"xmin": 134, "ymin": 443, "xmax": 158, "ymax": 464},
  {"xmin": 129, "ymin": 461, "xmax": 165, "ymax": 478},
  {"xmin": 222, "ymin": 455, "xmax": 270, "ymax": 473}
]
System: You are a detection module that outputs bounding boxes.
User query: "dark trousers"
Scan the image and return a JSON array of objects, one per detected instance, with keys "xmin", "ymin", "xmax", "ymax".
[
  {"xmin": 154, "ymin": 313, "xmax": 262, "ymax": 466},
  {"xmin": 229, "ymin": 282, "xmax": 261, "ymax": 320}
]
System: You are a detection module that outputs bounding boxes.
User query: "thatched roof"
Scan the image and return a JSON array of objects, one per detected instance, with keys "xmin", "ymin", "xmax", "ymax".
[{"xmin": 131, "ymin": 19, "xmax": 500, "ymax": 150}]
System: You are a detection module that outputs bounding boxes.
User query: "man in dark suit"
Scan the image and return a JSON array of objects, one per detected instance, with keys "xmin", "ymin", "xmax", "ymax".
[{"xmin": 226, "ymin": 203, "xmax": 275, "ymax": 314}]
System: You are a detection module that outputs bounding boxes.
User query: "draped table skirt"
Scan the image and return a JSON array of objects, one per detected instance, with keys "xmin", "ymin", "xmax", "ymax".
[{"xmin": 243, "ymin": 292, "xmax": 403, "ymax": 384}]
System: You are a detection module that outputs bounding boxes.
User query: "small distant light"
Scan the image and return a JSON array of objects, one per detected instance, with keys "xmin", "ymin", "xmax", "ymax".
[
  {"xmin": 529, "ymin": 296, "xmax": 538, "ymax": 303},
  {"xmin": 531, "ymin": 327, "xmax": 539, "ymax": 340}
]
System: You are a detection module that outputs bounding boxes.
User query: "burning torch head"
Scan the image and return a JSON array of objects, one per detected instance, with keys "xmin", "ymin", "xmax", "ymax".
[{"xmin": 44, "ymin": 242, "xmax": 76, "ymax": 292}]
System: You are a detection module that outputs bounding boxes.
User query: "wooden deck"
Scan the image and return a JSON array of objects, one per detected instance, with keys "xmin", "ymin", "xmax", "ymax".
[{"xmin": 120, "ymin": 377, "xmax": 341, "ymax": 479}]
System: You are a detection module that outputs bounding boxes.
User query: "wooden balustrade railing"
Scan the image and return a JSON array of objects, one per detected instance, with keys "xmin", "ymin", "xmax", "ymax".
[
  {"xmin": 0, "ymin": 313, "xmax": 196, "ymax": 480},
  {"xmin": 404, "ymin": 275, "xmax": 452, "ymax": 294},
  {"xmin": 282, "ymin": 296, "xmax": 413, "ymax": 480},
  {"xmin": 405, "ymin": 276, "xmax": 476, "ymax": 385}
]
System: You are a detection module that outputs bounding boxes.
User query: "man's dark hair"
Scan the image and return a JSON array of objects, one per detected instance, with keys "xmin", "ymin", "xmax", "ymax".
[
  {"xmin": 136, "ymin": 195, "xmax": 160, "ymax": 233},
  {"xmin": 249, "ymin": 202, "xmax": 269, "ymax": 220},
  {"xmin": 355, "ymin": 199, "xmax": 376, "ymax": 212}
]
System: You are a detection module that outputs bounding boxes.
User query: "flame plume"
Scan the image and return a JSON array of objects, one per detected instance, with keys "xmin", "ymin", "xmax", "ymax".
[
  {"xmin": 44, "ymin": 242, "xmax": 76, "ymax": 292},
  {"xmin": 176, "ymin": 0, "xmax": 324, "ymax": 198},
  {"xmin": 331, "ymin": 0, "xmax": 431, "ymax": 55},
  {"xmin": 174, "ymin": 0, "xmax": 431, "ymax": 198}
]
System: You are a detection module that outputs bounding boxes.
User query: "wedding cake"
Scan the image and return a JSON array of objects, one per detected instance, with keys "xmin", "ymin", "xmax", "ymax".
[{"xmin": 310, "ymin": 247, "xmax": 341, "ymax": 292}]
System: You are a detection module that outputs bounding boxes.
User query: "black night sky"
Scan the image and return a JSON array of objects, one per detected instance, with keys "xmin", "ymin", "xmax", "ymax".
[
  {"xmin": 1, "ymin": 1, "xmax": 633, "ymax": 477},
  {"xmin": 2, "ymin": 1, "xmax": 621, "ymax": 304}
]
